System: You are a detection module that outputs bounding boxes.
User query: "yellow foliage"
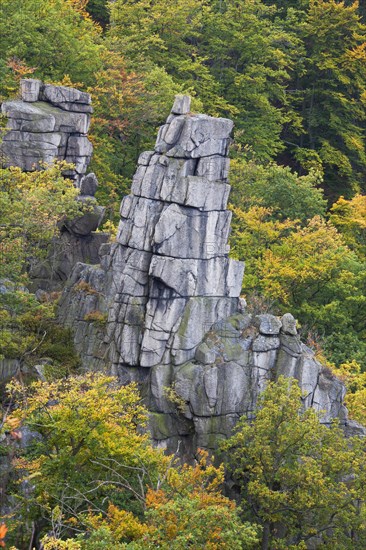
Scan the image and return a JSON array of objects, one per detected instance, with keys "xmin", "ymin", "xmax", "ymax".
[
  {"xmin": 329, "ymin": 194, "xmax": 366, "ymax": 255},
  {"xmin": 335, "ymin": 361, "xmax": 366, "ymax": 425},
  {"xmin": 86, "ymin": 503, "xmax": 147, "ymax": 541},
  {"xmin": 41, "ymin": 535, "xmax": 81, "ymax": 550}
]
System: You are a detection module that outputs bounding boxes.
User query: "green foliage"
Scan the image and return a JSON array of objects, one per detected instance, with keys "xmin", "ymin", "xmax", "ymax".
[
  {"xmin": 230, "ymin": 156, "xmax": 327, "ymax": 222},
  {"xmin": 221, "ymin": 375, "xmax": 366, "ymax": 549},
  {"xmin": 108, "ymin": 0, "xmax": 297, "ymax": 158},
  {"xmin": 335, "ymin": 360, "xmax": 366, "ymax": 426},
  {"xmin": 0, "ymin": 0, "xmax": 103, "ymax": 100},
  {"xmin": 86, "ymin": 0, "xmax": 110, "ymax": 28},
  {"xmin": 6, "ymin": 374, "xmax": 168, "ymax": 545},
  {"xmin": 39, "ymin": 452, "xmax": 259, "ymax": 549},
  {"xmin": 0, "ymin": 286, "xmax": 79, "ymax": 376},
  {"xmin": 329, "ymin": 194, "xmax": 366, "ymax": 256},
  {"xmin": 142, "ymin": 451, "xmax": 259, "ymax": 549},
  {"xmin": 0, "ymin": 164, "xmax": 84, "ymax": 373},
  {"xmin": 107, "ymin": 0, "xmax": 366, "ymax": 196},
  {"xmin": 87, "ymin": 52, "xmax": 197, "ymax": 208},
  {"xmin": 230, "ymin": 204, "xmax": 297, "ymax": 292},
  {"xmin": 0, "ymin": 163, "xmax": 80, "ymax": 282},
  {"xmin": 281, "ymin": 0, "xmax": 366, "ymax": 198},
  {"xmin": 230, "ymin": 165, "xmax": 365, "ymax": 367},
  {"xmin": 83, "ymin": 310, "xmax": 107, "ymax": 326},
  {"xmin": 4, "ymin": 376, "xmax": 259, "ymax": 549},
  {"xmin": 109, "ymin": 0, "xmax": 227, "ymax": 114}
]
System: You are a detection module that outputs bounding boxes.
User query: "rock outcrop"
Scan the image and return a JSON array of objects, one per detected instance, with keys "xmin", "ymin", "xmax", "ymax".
[
  {"xmin": 58, "ymin": 95, "xmax": 365, "ymax": 458},
  {"xmin": 148, "ymin": 312, "xmax": 366, "ymax": 458},
  {"xmin": 1, "ymin": 79, "xmax": 93, "ymax": 182},
  {"xmin": 1, "ymin": 80, "xmax": 107, "ymax": 291},
  {"xmin": 59, "ymin": 95, "xmax": 244, "ymax": 378}
]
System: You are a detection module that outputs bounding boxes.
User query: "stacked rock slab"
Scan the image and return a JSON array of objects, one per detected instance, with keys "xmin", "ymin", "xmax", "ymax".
[
  {"xmin": 59, "ymin": 95, "xmax": 244, "ymax": 376},
  {"xmin": 148, "ymin": 312, "xmax": 365, "ymax": 459},
  {"xmin": 1, "ymin": 80, "xmax": 107, "ymax": 291},
  {"xmin": 58, "ymin": 96, "xmax": 365, "ymax": 459},
  {"xmin": 1, "ymin": 79, "xmax": 93, "ymax": 181}
]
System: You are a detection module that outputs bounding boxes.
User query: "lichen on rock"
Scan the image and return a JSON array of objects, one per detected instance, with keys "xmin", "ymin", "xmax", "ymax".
[{"xmin": 56, "ymin": 95, "xmax": 365, "ymax": 458}]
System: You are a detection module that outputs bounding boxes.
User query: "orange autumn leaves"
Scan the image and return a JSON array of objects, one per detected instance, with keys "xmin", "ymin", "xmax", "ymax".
[{"xmin": 0, "ymin": 524, "xmax": 7, "ymax": 548}]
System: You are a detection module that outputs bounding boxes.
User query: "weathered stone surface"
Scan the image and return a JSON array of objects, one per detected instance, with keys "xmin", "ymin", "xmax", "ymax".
[
  {"xmin": 195, "ymin": 342, "xmax": 217, "ymax": 364},
  {"xmin": 56, "ymin": 94, "xmax": 365, "ymax": 462},
  {"xmin": 40, "ymin": 83, "xmax": 92, "ymax": 112},
  {"xmin": 79, "ymin": 172, "xmax": 98, "ymax": 196},
  {"xmin": 28, "ymin": 231, "xmax": 109, "ymax": 292},
  {"xmin": 149, "ymin": 256, "xmax": 244, "ymax": 297},
  {"xmin": 2, "ymin": 101, "xmax": 90, "ymax": 134},
  {"xmin": 1, "ymin": 135, "xmax": 60, "ymax": 171},
  {"xmin": 280, "ymin": 333, "xmax": 302, "ymax": 357},
  {"xmin": 60, "ymin": 95, "xmax": 242, "ymax": 374},
  {"xmin": 66, "ymin": 135, "xmax": 93, "ymax": 158},
  {"xmin": 153, "ymin": 204, "xmax": 231, "ymax": 259},
  {"xmin": 61, "ymin": 205, "xmax": 105, "ymax": 237},
  {"xmin": 1, "ymin": 80, "xmax": 93, "ymax": 181},
  {"xmin": 252, "ymin": 335, "xmax": 280, "ymax": 352},
  {"xmin": 155, "ymin": 113, "xmax": 233, "ymax": 159},
  {"xmin": 147, "ymin": 309, "xmax": 365, "ymax": 456},
  {"xmin": 255, "ymin": 314, "xmax": 282, "ymax": 335},
  {"xmin": 133, "ymin": 173, "xmax": 230, "ymax": 211},
  {"xmin": 281, "ymin": 312, "xmax": 297, "ymax": 335},
  {"xmin": 171, "ymin": 94, "xmax": 191, "ymax": 115},
  {"xmin": 137, "ymin": 151, "xmax": 155, "ymax": 166},
  {"xmin": 0, "ymin": 359, "xmax": 20, "ymax": 384},
  {"xmin": 20, "ymin": 78, "xmax": 42, "ymax": 102},
  {"xmin": 196, "ymin": 155, "xmax": 230, "ymax": 181}
]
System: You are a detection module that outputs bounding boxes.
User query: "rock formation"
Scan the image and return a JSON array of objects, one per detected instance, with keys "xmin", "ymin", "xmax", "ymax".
[
  {"xmin": 1, "ymin": 79, "xmax": 93, "ymax": 182},
  {"xmin": 58, "ymin": 95, "xmax": 365, "ymax": 458},
  {"xmin": 1, "ymin": 80, "xmax": 108, "ymax": 290},
  {"xmin": 59, "ymin": 95, "xmax": 244, "ymax": 374}
]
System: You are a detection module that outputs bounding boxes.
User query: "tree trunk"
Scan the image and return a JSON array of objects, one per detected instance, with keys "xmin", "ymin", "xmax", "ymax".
[{"xmin": 262, "ymin": 522, "xmax": 270, "ymax": 550}]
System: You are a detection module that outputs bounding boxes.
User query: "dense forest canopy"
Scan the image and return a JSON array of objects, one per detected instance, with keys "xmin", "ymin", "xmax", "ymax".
[
  {"xmin": 0, "ymin": 1, "xmax": 366, "ymax": 546},
  {"xmin": 1, "ymin": 0, "xmax": 364, "ymax": 367}
]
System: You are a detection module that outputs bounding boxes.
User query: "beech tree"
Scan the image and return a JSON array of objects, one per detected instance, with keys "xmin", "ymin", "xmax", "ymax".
[
  {"xmin": 0, "ymin": 0, "xmax": 103, "ymax": 98},
  {"xmin": 229, "ymin": 157, "xmax": 327, "ymax": 223},
  {"xmin": 5, "ymin": 374, "xmax": 169, "ymax": 546},
  {"xmin": 38, "ymin": 453, "xmax": 259, "ymax": 549},
  {"xmin": 0, "ymin": 163, "xmax": 79, "ymax": 282},
  {"xmin": 281, "ymin": 0, "xmax": 366, "ymax": 198},
  {"xmin": 221, "ymin": 376, "xmax": 366, "ymax": 549}
]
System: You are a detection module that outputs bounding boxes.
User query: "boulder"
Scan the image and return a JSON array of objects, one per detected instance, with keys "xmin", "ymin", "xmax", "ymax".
[{"xmin": 79, "ymin": 173, "xmax": 98, "ymax": 196}]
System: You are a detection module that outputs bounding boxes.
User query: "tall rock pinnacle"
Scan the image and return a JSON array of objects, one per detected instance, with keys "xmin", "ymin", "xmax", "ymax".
[
  {"xmin": 59, "ymin": 96, "xmax": 365, "ymax": 455},
  {"xmin": 59, "ymin": 95, "xmax": 244, "ymax": 378}
]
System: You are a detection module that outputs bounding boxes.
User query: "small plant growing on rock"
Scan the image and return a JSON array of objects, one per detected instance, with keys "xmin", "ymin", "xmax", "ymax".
[
  {"xmin": 74, "ymin": 281, "xmax": 99, "ymax": 295},
  {"xmin": 83, "ymin": 310, "xmax": 107, "ymax": 326},
  {"xmin": 163, "ymin": 384, "xmax": 187, "ymax": 415}
]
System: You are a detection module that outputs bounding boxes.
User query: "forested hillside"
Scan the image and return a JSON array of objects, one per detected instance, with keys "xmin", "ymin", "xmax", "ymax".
[
  {"xmin": 1, "ymin": 0, "xmax": 365, "ymax": 383},
  {"xmin": 0, "ymin": 0, "xmax": 365, "ymax": 548}
]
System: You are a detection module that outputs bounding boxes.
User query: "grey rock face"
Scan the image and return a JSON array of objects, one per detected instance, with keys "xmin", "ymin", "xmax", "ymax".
[
  {"xmin": 1, "ymin": 80, "xmax": 93, "ymax": 181},
  {"xmin": 59, "ymin": 94, "xmax": 243, "ymax": 375},
  {"xmin": 281, "ymin": 312, "xmax": 297, "ymax": 335},
  {"xmin": 255, "ymin": 314, "xmax": 282, "ymax": 335},
  {"xmin": 171, "ymin": 94, "xmax": 191, "ymax": 115},
  {"xmin": 20, "ymin": 78, "xmax": 42, "ymax": 102},
  {"xmin": 1, "ymin": 81, "xmax": 106, "ymax": 294},
  {"xmin": 28, "ymin": 231, "xmax": 109, "ymax": 292},
  {"xmin": 57, "ymin": 95, "xmax": 364, "ymax": 460},
  {"xmin": 148, "ymin": 312, "xmax": 365, "ymax": 459},
  {"xmin": 0, "ymin": 359, "xmax": 20, "ymax": 384},
  {"xmin": 79, "ymin": 172, "xmax": 98, "ymax": 196},
  {"xmin": 60, "ymin": 205, "xmax": 105, "ymax": 237}
]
